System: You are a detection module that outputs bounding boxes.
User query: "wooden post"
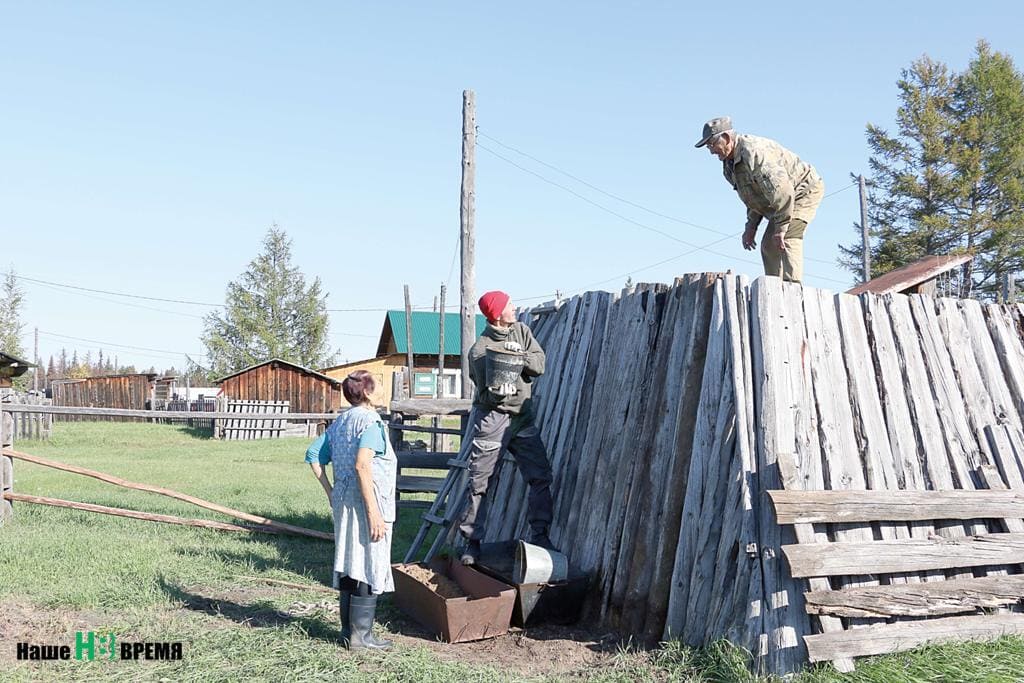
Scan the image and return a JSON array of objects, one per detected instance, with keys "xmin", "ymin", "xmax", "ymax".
[
  {"xmin": 859, "ymin": 175, "xmax": 871, "ymax": 283},
  {"xmin": 460, "ymin": 89, "xmax": 476, "ymax": 399},
  {"xmin": 404, "ymin": 284, "xmax": 415, "ymax": 399},
  {"xmin": 33, "ymin": 327, "xmax": 39, "ymax": 393},
  {"xmin": 1002, "ymin": 273, "xmax": 1016, "ymax": 304},
  {"xmin": 1, "ymin": 395, "xmax": 13, "ymax": 525},
  {"xmin": 438, "ymin": 284, "xmax": 446, "ymax": 399},
  {"xmin": 436, "ymin": 283, "xmax": 447, "ymax": 451}
]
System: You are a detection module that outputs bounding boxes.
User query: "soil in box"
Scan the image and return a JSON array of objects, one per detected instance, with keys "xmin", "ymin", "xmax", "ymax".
[{"xmin": 392, "ymin": 557, "xmax": 516, "ymax": 643}]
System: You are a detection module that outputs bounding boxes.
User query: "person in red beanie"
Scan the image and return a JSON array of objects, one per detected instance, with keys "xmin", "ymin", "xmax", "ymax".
[{"xmin": 458, "ymin": 290, "xmax": 556, "ymax": 565}]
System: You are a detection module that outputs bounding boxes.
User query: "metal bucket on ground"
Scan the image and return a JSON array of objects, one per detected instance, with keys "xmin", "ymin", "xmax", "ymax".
[
  {"xmin": 513, "ymin": 540, "xmax": 569, "ymax": 585},
  {"xmin": 484, "ymin": 348, "xmax": 525, "ymax": 388}
]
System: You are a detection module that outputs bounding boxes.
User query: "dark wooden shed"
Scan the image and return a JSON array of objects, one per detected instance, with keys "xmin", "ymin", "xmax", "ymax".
[
  {"xmin": 50, "ymin": 373, "xmax": 157, "ymax": 410},
  {"xmin": 215, "ymin": 359, "xmax": 342, "ymax": 413}
]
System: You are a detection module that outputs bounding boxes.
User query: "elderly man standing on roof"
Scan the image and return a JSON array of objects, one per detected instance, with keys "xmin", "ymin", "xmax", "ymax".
[{"xmin": 696, "ymin": 116, "xmax": 825, "ymax": 283}]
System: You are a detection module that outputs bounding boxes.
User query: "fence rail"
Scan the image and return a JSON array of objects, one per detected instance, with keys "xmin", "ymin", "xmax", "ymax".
[{"xmin": 0, "ymin": 404, "xmax": 338, "ymax": 420}]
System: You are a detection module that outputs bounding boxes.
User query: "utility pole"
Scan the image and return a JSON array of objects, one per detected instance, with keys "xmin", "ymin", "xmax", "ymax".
[
  {"xmin": 859, "ymin": 175, "xmax": 871, "ymax": 283},
  {"xmin": 1002, "ymin": 273, "xmax": 1016, "ymax": 304},
  {"xmin": 404, "ymin": 285, "xmax": 414, "ymax": 399},
  {"xmin": 33, "ymin": 327, "xmax": 39, "ymax": 392},
  {"xmin": 460, "ymin": 89, "xmax": 476, "ymax": 399},
  {"xmin": 437, "ymin": 284, "xmax": 446, "ymax": 399}
]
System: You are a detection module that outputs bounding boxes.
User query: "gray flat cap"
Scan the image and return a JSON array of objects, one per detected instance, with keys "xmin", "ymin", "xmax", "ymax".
[{"xmin": 695, "ymin": 116, "xmax": 733, "ymax": 148}]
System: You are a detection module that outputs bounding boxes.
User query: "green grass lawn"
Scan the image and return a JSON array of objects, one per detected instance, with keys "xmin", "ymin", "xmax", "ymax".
[{"xmin": 1, "ymin": 423, "xmax": 1022, "ymax": 682}]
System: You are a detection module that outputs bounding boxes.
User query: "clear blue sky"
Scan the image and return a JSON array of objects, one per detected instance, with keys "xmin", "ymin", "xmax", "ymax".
[{"xmin": 3, "ymin": 1, "xmax": 1021, "ymax": 370}]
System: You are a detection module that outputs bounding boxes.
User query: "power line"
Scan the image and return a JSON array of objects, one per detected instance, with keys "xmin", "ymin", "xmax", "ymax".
[
  {"xmin": 38, "ymin": 330, "xmax": 207, "ymax": 358},
  {"xmin": 477, "ymin": 142, "xmax": 849, "ymax": 287},
  {"xmin": 478, "ymin": 130, "xmax": 856, "ymax": 265},
  {"xmin": 25, "ymin": 279, "xmax": 208, "ymax": 320},
  {"xmin": 479, "ymin": 131, "xmax": 732, "ymax": 237},
  {"xmin": 16, "ymin": 274, "xmax": 224, "ymax": 307}
]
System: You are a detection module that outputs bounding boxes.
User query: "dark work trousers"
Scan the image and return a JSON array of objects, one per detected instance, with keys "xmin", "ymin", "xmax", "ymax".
[{"xmin": 458, "ymin": 409, "xmax": 554, "ymax": 541}]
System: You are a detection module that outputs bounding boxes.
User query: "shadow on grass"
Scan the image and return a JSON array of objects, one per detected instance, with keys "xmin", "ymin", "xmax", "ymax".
[
  {"xmin": 171, "ymin": 425, "xmax": 215, "ymax": 440},
  {"xmin": 158, "ymin": 577, "xmax": 340, "ymax": 643}
]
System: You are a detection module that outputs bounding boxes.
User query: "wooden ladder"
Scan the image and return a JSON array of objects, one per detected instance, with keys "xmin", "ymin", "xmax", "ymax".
[{"xmin": 400, "ymin": 410, "xmax": 477, "ymax": 563}]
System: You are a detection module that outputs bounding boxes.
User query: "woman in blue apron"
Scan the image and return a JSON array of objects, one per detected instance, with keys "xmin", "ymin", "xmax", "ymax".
[{"xmin": 305, "ymin": 370, "xmax": 397, "ymax": 650}]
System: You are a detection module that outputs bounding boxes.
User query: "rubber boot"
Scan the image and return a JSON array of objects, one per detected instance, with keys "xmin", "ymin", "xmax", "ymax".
[
  {"xmin": 460, "ymin": 539, "xmax": 481, "ymax": 566},
  {"xmin": 339, "ymin": 590, "xmax": 352, "ymax": 647},
  {"xmin": 529, "ymin": 527, "xmax": 558, "ymax": 553},
  {"xmin": 348, "ymin": 595, "xmax": 392, "ymax": 650}
]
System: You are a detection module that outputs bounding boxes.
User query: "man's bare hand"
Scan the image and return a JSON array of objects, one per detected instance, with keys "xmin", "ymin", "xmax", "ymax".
[
  {"xmin": 773, "ymin": 232, "xmax": 787, "ymax": 252},
  {"xmin": 742, "ymin": 228, "xmax": 757, "ymax": 251}
]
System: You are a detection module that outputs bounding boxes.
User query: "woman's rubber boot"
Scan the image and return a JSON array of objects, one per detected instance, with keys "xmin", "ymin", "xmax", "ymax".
[
  {"xmin": 339, "ymin": 590, "xmax": 353, "ymax": 647},
  {"xmin": 348, "ymin": 595, "xmax": 393, "ymax": 650}
]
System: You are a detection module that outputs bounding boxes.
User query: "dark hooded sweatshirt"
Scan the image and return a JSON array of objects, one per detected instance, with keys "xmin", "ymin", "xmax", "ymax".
[{"xmin": 468, "ymin": 321, "xmax": 545, "ymax": 416}]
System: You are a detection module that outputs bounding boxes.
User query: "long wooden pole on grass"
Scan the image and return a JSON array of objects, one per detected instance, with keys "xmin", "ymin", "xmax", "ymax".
[
  {"xmin": 3, "ymin": 492, "xmax": 289, "ymax": 536},
  {"xmin": 2, "ymin": 448, "xmax": 332, "ymax": 540}
]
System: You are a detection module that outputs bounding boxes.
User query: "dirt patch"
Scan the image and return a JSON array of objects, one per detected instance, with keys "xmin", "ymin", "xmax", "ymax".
[
  {"xmin": 396, "ymin": 564, "xmax": 466, "ymax": 599},
  {"xmin": 381, "ymin": 604, "xmax": 628, "ymax": 679},
  {"xmin": 2, "ymin": 586, "xmax": 632, "ymax": 679},
  {"xmin": 0, "ymin": 600, "xmax": 109, "ymax": 663}
]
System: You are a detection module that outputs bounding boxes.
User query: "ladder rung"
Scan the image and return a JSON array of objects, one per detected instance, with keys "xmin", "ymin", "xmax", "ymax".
[
  {"xmin": 422, "ymin": 513, "xmax": 450, "ymax": 526},
  {"xmin": 446, "ymin": 458, "xmax": 469, "ymax": 469}
]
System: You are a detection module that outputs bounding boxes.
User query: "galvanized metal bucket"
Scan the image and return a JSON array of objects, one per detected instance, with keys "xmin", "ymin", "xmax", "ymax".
[
  {"xmin": 484, "ymin": 348, "xmax": 525, "ymax": 388},
  {"xmin": 513, "ymin": 540, "xmax": 569, "ymax": 585}
]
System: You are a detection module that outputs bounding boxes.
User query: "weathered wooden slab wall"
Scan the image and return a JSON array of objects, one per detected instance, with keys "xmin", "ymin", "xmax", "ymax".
[
  {"xmin": 478, "ymin": 274, "xmax": 1024, "ymax": 675},
  {"xmin": 51, "ymin": 374, "xmax": 154, "ymax": 420}
]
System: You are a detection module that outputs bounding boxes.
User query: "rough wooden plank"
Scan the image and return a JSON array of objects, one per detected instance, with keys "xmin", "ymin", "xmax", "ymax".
[
  {"xmin": 748, "ymin": 277, "xmax": 817, "ymax": 673},
  {"xmin": 985, "ymin": 303, "xmax": 1024, "ymax": 426},
  {"xmin": 804, "ymin": 613, "xmax": 1024, "ymax": 662},
  {"xmin": 396, "ymin": 475, "xmax": 445, "ymax": 494},
  {"xmin": 835, "ymin": 293, "xmax": 917, "ymax": 585},
  {"xmin": 665, "ymin": 278, "xmax": 729, "ymax": 643},
  {"xmin": 804, "ymin": 575, "xmax": 1024, "ymax": 618},
  {"xmin": 396, "ymin": 451, "xmax": 459, "ymax": 470},
  {"xmin": 4, "ymin": 492, "xmax": 298, "ymax": 537},
  {"xmin": 783, "ymin": 532, "xmax": 1024, "ymax": 577},
  {"xmin": 769, "ymin": 489, "xmax": 1024, "ymax": 523},
  {"xmin": 986, "ymin": 425, "xmax": 1024, "ymax": 491},
  {"xmin": 624, "ymin": 276, "xmax": 716, "ymax": 641},
  {"xmin": 388, "ymin": 398, "xmax": 472, "ymax": 416},
  {"xmin": 885, "ymin": 294, "xmax": 975, "ymax": 580}
]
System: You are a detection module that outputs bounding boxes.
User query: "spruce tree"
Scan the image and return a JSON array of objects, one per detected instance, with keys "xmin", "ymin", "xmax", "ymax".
[{"xmin": 201, "ymin": 225, "xmax": 335, "ymax": 377}]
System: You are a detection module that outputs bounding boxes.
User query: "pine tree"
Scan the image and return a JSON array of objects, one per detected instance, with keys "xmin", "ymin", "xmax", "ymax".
[
  {"xmin": 840, "ymin": 55, "xmax": 962, "ymax": 283},
  {"xmin": 948, "ymin": 41, "xmax": 1024, "ymax": 298},
  {"xmin": 201, "ymin": 225, "xmax": 335, "ymax": 376},
  {"xmin": 842, "ymin": 42, "xmax": 1024, "ymax": 300},
  {"xmin": 0, "ymin": 269, "xmax": 27, "ymax": 360}
]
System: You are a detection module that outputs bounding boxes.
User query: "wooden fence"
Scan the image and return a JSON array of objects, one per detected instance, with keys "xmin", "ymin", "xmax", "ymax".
[
  {"xmin": 465, "ymin": 273, "xmax": 1024, "ymax": 675},
  {"xmin": 217, "ymin": 400, "xmax": 290, "ymax": 440},
  {"xmin": 0, "ymin": 393, "xmax": 52, "ymax": 440}
]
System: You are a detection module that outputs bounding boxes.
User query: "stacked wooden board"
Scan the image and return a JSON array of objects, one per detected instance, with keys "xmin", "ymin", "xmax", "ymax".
[{"xmin": 471, "ymin": 273, "xmax": 1024, "ymax": 674}]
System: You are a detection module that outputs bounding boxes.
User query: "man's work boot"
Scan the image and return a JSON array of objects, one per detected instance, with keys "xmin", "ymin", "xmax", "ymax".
[
  {"xmin": 529, "ymin": 528, "xmax": 558, "ymax": 553},
  {"xmin": 460, "ymin": 539, "xmax": 481, "ymax": 565},
  {"xmin": 347, "ymin": 595, "xmax": 392, "ymax": 651}
]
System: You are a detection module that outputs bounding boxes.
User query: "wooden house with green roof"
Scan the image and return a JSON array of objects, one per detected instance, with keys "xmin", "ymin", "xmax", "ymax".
[{"xmin": 321, "ymin": 310, "xmax": 486, "ymax": 404}]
